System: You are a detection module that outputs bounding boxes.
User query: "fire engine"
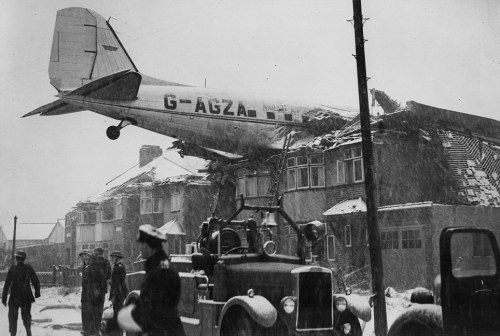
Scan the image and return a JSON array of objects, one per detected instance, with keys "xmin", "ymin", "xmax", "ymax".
[
  {"xmin": 118, "ymin": 196, "xmax": 372, "ymax": 335},
  {"xmin": 388, "ymin": 227, "xmax": 500, "ymax": 336}
]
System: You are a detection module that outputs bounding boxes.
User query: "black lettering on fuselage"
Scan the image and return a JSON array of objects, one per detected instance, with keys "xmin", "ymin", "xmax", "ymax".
[
  {"xmin": 237, "ymin": 102, "xmax": 247, "ymax": 117},
  {"xmin": 195, "ymin": 97, "xmax": 207, "ymax": 113},
  {"xmin": 164, "ymin": 94, "xmax": 177, "ymax": 110},
  {"xmin": 223, "ymin": 99, "xmax": 233, "ymax": 115},
  {"xmin": 209, "ymin": 98, "xmax": 220, "ymax": 114}
]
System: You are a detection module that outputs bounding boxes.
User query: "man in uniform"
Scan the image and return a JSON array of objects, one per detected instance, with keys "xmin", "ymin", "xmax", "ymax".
[
  {"xmin": 80, "ymin": 250, "xmax": 107, "ymax": 336},
  {"xmin": 108, "ymin": 250, "xmax": 128, "ymax": 335},
  {"xmin": 93, "ymin": 247, "xmax": 111, "ymax": 332},
  {"xmin": 118, "ymin": 224, "xmax": 185, "ymax": 336},
  {"xmin": 2, "ymin": 251, "xmax": 40, "ymax": 336}
]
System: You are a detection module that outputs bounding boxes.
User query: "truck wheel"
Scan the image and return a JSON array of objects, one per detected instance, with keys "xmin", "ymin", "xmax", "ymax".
[
  {"xmin": 387, "ymin": 305, "xmax": 443, "ymax": 336},
  {"xmin": 220, "ymin": 307, "xmax": 263, "ymax": 336}
]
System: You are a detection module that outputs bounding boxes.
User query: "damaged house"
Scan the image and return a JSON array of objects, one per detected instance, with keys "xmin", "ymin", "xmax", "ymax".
[
  {"xmin": 218, "ymin": 100, "xmax": 500, "ymax": 289},
  {"xmin": 65, "ymin": 145, "xmax": 215, "ymax": 266}
]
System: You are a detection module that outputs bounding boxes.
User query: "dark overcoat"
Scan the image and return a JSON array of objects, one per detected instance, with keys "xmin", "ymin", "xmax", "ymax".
[
  {"xmin": 1, "ymin": 263, "xmax": 40, "ymax": 306},
  {"xmin": 81, "ymin": 263, "xmax": 107, "ymax": 303},
  {"xmin": 110, "ymin": 261, "xmax": 128, "ymax": 305},
  {"xmin": 131, "ymin": 250, "xmax": 185, "ymax": 336}
]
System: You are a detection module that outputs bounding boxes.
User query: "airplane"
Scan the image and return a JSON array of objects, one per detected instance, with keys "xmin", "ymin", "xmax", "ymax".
[{"xmin": 23, "ymin": 7, "xmax": 357, "ymax": 157}]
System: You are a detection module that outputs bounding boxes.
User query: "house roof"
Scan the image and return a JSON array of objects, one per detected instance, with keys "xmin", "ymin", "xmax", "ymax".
[
  {"xmin": 86, "ymin": 149, "xmax": 210, "ymax": 202},
  {"xmin": 2, "ymin": 223, "xmax": 57, "ymax": 241},
  {"xmin": 323, "ymin": 197, "xmax": 366, "ymax": 216},
  {"xmin": 159, "ymin": 219, "xmax": 186, "ymax": 236},
  {"xmin": 323, "ymin": 200, "xmax": 437, "ymax": 218}
]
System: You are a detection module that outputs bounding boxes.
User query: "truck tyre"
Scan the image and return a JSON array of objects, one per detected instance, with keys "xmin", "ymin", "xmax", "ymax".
[
  {"xmin": 387, "ymin": 304, "xmax": 443, "ymax": 336},
  {"xmin": 220, "ymin": 306, "xmax": 263, "ymax": 336}
]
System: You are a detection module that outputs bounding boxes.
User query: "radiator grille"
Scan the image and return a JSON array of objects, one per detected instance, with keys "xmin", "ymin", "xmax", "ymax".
[{"xmin": 297, "ymin": 272, "xmax": 332, "ymax": 330}]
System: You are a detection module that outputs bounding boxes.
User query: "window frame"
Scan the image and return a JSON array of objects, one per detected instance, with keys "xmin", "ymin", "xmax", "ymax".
[
  {"xmin": 287, "ymin": 154, "xmax": 325, "ymax": 190},
  {"xmin": 141, "ymin": 190, "xmax": 164, "ymax": 214},
  {"xmin": 327, "ymin": 235, "xmax": 336, "ymax": 261},
  {"xmin": 401, "ymin": 229, "xmax": 422, "ymax": 249},
  {"xmin": 345, "ymin": 225, "xmax": 352, "ymax": 247}
]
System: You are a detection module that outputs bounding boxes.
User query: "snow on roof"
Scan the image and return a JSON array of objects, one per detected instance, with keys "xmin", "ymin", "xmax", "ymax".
[
  {"xmin": 378, "ymin": 202, "xmax": 434, "ymax": 212},
  {"xmin": 2, "ymin": 223, "xmax": 57, "ymax": 241},
  {"xmin": 323, "ymin": 197, "xmax": 366, "ymax": 216},
  {"xmin": 159, "ymin": 219, "xmax": 186, "ymax": 236},
  {"xmin": 85, "ymin": 149, "xmax": 210, "ymax": 202}
]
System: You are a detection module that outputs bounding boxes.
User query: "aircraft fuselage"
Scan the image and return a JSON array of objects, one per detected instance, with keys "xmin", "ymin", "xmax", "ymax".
[{"xmin": 62, "ymin": 83, "xmax": 314, "ymax": 154}]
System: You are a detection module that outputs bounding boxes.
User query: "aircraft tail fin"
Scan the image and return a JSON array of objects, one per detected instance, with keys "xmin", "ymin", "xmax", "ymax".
[{"xmin": 49, "ymin": 7, "xmax": 138, "ymax": 93}]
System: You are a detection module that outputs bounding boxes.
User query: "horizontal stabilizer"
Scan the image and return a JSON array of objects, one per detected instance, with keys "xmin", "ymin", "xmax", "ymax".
[
  {"xmin": 22, "ymin": 100, "xmax": 84, "ymax": 118},
  {"xmin": 65, "ymin": 69, "xmax": 141, "ymax": 100}
]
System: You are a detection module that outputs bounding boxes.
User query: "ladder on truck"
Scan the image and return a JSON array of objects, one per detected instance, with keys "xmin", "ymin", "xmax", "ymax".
[{"xmin": 268, "ymin": 134, "xmax": 292, "ymax": 206}]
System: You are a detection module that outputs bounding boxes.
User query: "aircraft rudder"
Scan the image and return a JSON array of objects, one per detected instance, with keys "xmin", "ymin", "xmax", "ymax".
[{"xmin": 49, "ymin": 7, "xmax": 137, "ymax": 93}]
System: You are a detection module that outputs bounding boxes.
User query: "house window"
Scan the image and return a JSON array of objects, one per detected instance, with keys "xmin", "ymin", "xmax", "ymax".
[
  {"xmin": 473, "ymin": 233, "xmax": 493, "ymax": 257},
  {"xmin": 327, "ymin": 235, "xmax": 335, "ymax": 261},
  {"xmin": 345, "ymin": 225, "xmax": 352, "ymax": 247},
  {"xmin": 287, "ymin": 154, "xmax": 325, "ymax": 190},
  {"xmin": 170, "ymin": 186, "xmax": 181, "ymax": 212},
  {"xmin": 153, "ymin": 198, "xmax": 162, "ymax": 213},
  {"xmin": 381, "ymin": 230, "xmax": 399, "ymax": 249},
  {"xmin": 115, "ymin": 198, "xmax": 123, "ymax": 220},
  {"xmin": 237, "ymin": 177, "xmax": 246, "ymax": 197},
  {"xmin": 245, "ymin": 176, "xmax": 258, "ymax": 197},
  {"xmin": 141, "ymin": 190, "xmax": 163, "ymax": 214},
  {"xmin": 235, "ymin": 167, "xmax": 271, "ymax": 198},
  {"xmin": 102, "ymin": 198, "xmax": 124, "ymax": 221},
  {"xmin": 310, "ymin": 154, "xmax": 325, "ymax": 187},
  {"xmin": 402, "ymin": 229, "xmax": 422, "ymax": 249},
  {"xmin": 336, "ymin": 160, "xmax": 345, "ymax": 184},
  {"xmin": 342, "ymin": 147, "xmax": 364, "ymax": 184},
  {"xmin": 287, "ymin": 158, "xmax": 296, "ymax": 191},
  {"xmin": 77, "ymin": 211, "xmax": 97, "ymax": 224}
]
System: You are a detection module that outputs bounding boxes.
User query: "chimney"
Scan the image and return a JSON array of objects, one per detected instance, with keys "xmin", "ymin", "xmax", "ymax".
[{"xmin": 139, "ymin": 145, "xmax": 163, "ymax": 167}]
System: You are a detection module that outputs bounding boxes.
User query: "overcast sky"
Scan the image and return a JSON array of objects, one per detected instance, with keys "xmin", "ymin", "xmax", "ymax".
[{"xmin": 1, "ymin": 0, "xmax": 499, "ymax": 228}]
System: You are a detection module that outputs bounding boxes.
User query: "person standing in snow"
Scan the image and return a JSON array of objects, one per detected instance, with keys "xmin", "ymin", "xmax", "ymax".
[
  {"xmin": 118, "ymin": 224, "xmax": 185, "ymax": 336},
  {"xmin": 80, "ymin": 250, "xmax": 107, "ymax": 336},
  {"xmin": 93, "ymin": 247, "xmax": 112, "ymax": 333},
  {"xmin": 2, "ymin": 250, "xmax": 41, "ymax": 336},
  {"xmin": 108, "ymin": 250, "xmax": 128, "ymax": 334}
]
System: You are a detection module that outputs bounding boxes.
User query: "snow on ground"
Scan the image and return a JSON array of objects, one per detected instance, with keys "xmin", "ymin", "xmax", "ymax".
[
  {"xmin": 361, "ymin": 289, "xmax": 412, "ymax": 336},
  {"xmin": 0, "ymin": 282, "xmax": 415, "ymax": 336},
  {"xmin": 0, "ymin": 284, "xmax": 108, "ymax": 336}
]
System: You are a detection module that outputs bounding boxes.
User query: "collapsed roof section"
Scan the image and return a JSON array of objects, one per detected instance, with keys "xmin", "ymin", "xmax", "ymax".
[
  {"xmin": 298, "ymin": 101, "xmax": 500, "ymax": 207},
  {"xmin": 85, "ymin": 149, "xmax": 211, "ymax": 203}
]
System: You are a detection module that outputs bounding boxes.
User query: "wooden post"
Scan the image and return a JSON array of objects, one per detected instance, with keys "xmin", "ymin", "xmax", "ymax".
[
  {"xmin": 11, "ymin": 215, "xmax": 17, "ymax": 266},
  {"xmin": 351, "ymin": 0, "xmax": 388, "ymax": 335}
]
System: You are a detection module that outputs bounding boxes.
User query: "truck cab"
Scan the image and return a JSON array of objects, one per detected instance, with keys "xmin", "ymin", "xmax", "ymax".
[
  {"xmin": 388, "ymin": 227, "xmax": 500, "ymax": 336},
  {"xmin": 120, "ymin": 196, "xmax": 372, "ymax": 336}
]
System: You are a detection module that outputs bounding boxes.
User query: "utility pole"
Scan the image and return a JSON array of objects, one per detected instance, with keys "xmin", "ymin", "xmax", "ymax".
[
  {"xmin": 11, "ymin": 215, "xmax": 17, "ymax": 266},
  {"xmin": 351, "ymin": 0, "xmax": 388, "ymax": 335}
]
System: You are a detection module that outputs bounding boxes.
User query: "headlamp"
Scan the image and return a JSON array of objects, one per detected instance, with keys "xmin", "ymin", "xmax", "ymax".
[
  {"xmin": 335, "ymin": 297, "xmax": 347, "ymax": 312},
  {"xmin": 281, "ymin": 297, "xmax": 296, "ymax": 314}
]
